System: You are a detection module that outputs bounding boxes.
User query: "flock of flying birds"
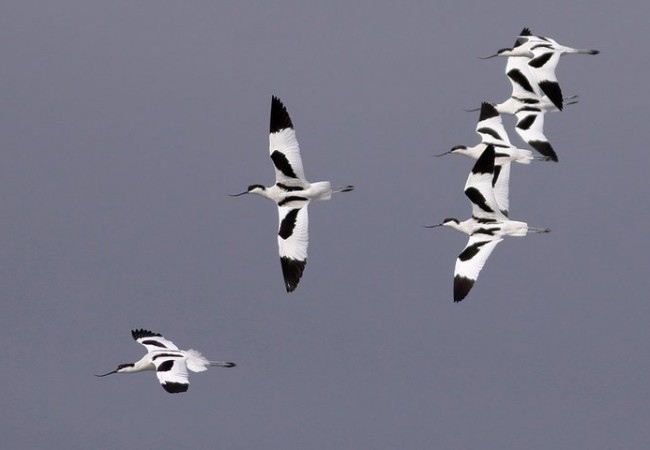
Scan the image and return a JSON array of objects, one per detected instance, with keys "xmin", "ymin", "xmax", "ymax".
[
  {"xmin": 429, "ymin": 28, "xmax": 598, "ymax": 301},
  {"xmin": 97, "ymin": 28, "xmax": 598, "ymax": 393}
]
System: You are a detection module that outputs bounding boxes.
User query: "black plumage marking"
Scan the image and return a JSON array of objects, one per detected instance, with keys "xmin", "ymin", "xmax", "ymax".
[
  {"xmin": 276, "ymin": 183, "xmax": 304, "ymax": 192},
  {"xmin": 281, "ymin": 257, "xmax": 306, "ymax": 293},
  {"xmin": 517, "ymin": 97, "xmax": 540, "ymax": 105},
  {"xmin": 270, "ymin": 96, "xmax": 293, "ymax": 133},
  {"xmin": 529, "ymin": 51, "xmax": 553, "ymax": 68},
  {"xmin": 278, "ymin": 208, "xmax": 301, "ymax": 240},
  {"xmin": 152, "ymin": 353, "xmax": 183, "ymax": 361},
  {"xmin": 477, "ymin": 127, "xmax": 503, "ymax": 142},
  {"xmin": 454, "ymin": 275, "xmax": 474, "ymax": 302},
  {"xmin": 157, "ymin": 360, "xmax": 175, "ymax": 372},
  {"xmin": 492, "ymin": 165, "xmax": 502, "ymax": 187},
  {"xmin": 473, "ymin": 216, "xmax": 497, "ymax": 224},
  {"xmin": 458, "ymin": 241, "xmax": 490, "ymax": 261},
  {"xmin": 479, "ymin": 102, "xmax": 499, "ymax": 121},
  {"xmin": 516, "ymin": 114, "xmax": 536, "ymax": 130},
  {"xmin": 131, "ymin": 329, "xmax": 162, "ymax": 340},
  {"xmin": 507, "ymin": 68, "xmax": 536, "ymax": 94},
  {"xmin": 531, "ymin": 43, "xmax": 553, "ymax": 51},
  {"xmin": 520, "ymin": 27, "xmax": 532, "ymax": 36},
  {"xmin": 465, "ymin": 187, "xmax": 494, "ymax": 213},
  {"xmin": 539, "ymin": 80, "xmax": 563, "ymax": 110},
  {"xmin": 471, "ymin": 145, "xmax": 495, "ymax": 174},
  {"xmin": 474, "ymin": 228, "xmax": 497, "ymax": 236},
  {"xmin": 162, "ymin": 382, "xmax": 189, "ymax": 394},
  {"xmin": 278, "ymin": 196, "xmax": 308, "ymax": 207},
  {"xmin": 141, "ymin": 339, "xmax": 167, "ymax": 348},
  {"xmin": 529, "ymin": 140, "xmax": 559, "ymax": 162},
  {"xmin": 271, "ymin": 150, "xmax": 298, "ymax": 179}
]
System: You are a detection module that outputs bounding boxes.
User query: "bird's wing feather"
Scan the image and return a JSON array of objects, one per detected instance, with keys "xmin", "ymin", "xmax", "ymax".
[
  {"xmin": 269, "ymin": 96, "xmax": 307, "ymax": 186},
  {"xmin": 277, "ymin": 204, "xmax": 309, "ymax": 292},
  {"xmin": 476, "ymin": 102, "xmax": 512, "ymax": 146},
  {"xmin": 131, "ymin": 329, "xmax": 179, "ymax": 352},
  {"xmin": 492, "ymin": 162, "xmax": 511, "ymax": 217},
  {"xmin": 514, "ymin": 108, "xmax": 558, "ymax": 161},
  {"xmin": 463, "ymin": 146, "xmax": 507, "ymax": 221},
  {"xmin": 152, "ymin": 354, "xmax": 189, "ymax": 394},
  {"xmin": 453, "ymin": 235, "xmax": 503, "ymax": 302}
]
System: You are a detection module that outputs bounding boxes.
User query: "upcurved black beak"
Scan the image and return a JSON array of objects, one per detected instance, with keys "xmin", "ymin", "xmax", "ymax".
[
  {"xmin": 228, "ymin": 191, "xmax": 249, "ymax": 197},
  {"xmin": 433, "ymin": 150, "xmax": 453, "ymax": 157},
  {"xmin": 94, "ymin": 370, "xmax": 118, "ymax": 377},
  {"xmin": 479, "ymin": 53, "xmax": 498, "ymax": 59},
  {"xmin": 423, "ymin": 224, "xmax": 443, "ymax": 228}
]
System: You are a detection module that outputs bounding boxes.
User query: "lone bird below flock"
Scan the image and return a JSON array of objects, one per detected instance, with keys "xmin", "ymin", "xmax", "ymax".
[
  {"xmin": 95, "ymin": 329, "xmax": 236, "ymax": 394},
  {"xmin": 230, "ymin": 96, "xmax": 353, "ymax": 292},
  {"xmin": 426, "ymin": 145, "xmax": 549, "ymax": 302}
]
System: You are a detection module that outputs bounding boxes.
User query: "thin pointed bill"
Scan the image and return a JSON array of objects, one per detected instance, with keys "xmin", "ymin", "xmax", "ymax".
[
  {"xmin": 479, "ymin": 54, "xmax": 499, "ymax": 59},
  {"xmin": 94, "ymin": 370, "xmax": 118, "ymax": 377},
  {"xmin": 423, "ymin": 223, "xmax": 444, "ymax": 228},
  {"xmin": 434, "ymin": 150, "xmax": 453, "ymax": 157},
  {"xmin": 228, "ymin": 191, "xmax": 249, "ymax": 197}
]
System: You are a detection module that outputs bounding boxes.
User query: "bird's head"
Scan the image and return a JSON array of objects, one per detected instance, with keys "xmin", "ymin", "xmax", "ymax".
[
  {"xmin": 424, "ymin": 218, "xmax": 459, "ymax": 229},
  {"xmin": 435, "ymin": 145, "xmax": 467, "ymax": 157},
  {"xmin": 229, "ymin": 184, "xmax": 266, "ymax": 197},
  {"xmin": 480, "ymin": 47, "xmax": 534, "ymax": 59},
  {"xmin": 94, "ymin": 363, "xmax": 135, "ymax": 377}
]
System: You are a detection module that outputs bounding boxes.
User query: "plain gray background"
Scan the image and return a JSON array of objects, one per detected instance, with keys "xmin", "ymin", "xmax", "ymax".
[{"xmin": 2, "ymin": 1, "xmax": 649, "ymax": 449}]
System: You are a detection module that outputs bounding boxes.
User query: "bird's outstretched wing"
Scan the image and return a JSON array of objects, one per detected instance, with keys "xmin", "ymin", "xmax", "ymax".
[
  {"xmin": 131, "ymin": 329, "xmax": 179, "ymax": 352},
  {"xmin": 269, "ymin": 96, "xmax": 308, "ymax": 188},
  {"xmin": 463, "ymin": 145, "xmax": 507, "ymax": 221},
  {"xmin": 476, "ymin": 102, "xmax": 512, "ymax": 147},
  {"xmin": 277, "ymin": 204, "xmax": 309, "ymax": 292},
  {"xmin": 527, "ymin": 49, "xmax": 563, "ymax": 110},
  {"xmin": 514, "ymin": 107, "xmax": 558, "ymax": 162},
  {"xmin": 152, "ymin": 354, "xmax": 190, "ymax": 394},
  {"xmin": 453, "ymin": 234, "xmax": 503, "ymax": 302}
]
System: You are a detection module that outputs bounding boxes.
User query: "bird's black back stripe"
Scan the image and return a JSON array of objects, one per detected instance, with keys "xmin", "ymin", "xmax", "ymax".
[
  {"xmin": 271, "ymin": 150, "xmax": 298, "ymax": 179},
  {"xmin": 492, "ymin": 165, "xmax": 502, "ymax": 187},
  {"xmin": 281, "ymin": 257, "xmax": 306, "ymax": 293},
  {"xmin": 454, "ymin": 275, "xmax": 474, "ymax": 302},
  {"xmin": 278, "ymin": 208, "xmax": 301, "ymax": 239},
  {"xmin": 507, "ymin": 68, "xmax": 536, "ymax": 94},
  {"xmin": 473, "ymin": 216, "xmax": 497, "ymax": 224},
  {"xmin": 458, "ymin": 241, "xmax": 490, "ymax": 261},
  {"xmin": 270, "ymin": 96, "xmax": 294, "ymax": 133},
  {"xmin": 474, "ymin": 228, "xmax": 497, "ymax": 236},
  {"xmin": 157, "ymin": 360, "xmax": 175, "ymax": 372},
  {"xmin": 516, "ymin": 114, "xmax": 536, "ymax": 130},
  {"xmin": 531, "ymin": 43, "xmax": 553, "ymax": 51},
  {"xmin": 141, "ymin": 339, "xmax": 167, "ymax": 348},
  {"xmin": 477, "ymin": 127, "xmax": 502, "ymax": 142},
  {"xmin": 465, "ymin": 187, "xmax": 494, "ymax": 213},
  {"xmin": 278, "ymin": 196, "xmax": 308, "ymax": 207},
  {"xmin": 529, "ymin": 51, "xmax": 553, "ymax": 68},
  {"xmin": 152, "ymin": 353, "xmax": 183, "ymax": 361},
  {"xmin": 276, "ymin": 183, "xmax": 304, "ymax": 192},
  {"xmin": 162, "ymin": 382, "xmax": 188, "ymax": 393}
]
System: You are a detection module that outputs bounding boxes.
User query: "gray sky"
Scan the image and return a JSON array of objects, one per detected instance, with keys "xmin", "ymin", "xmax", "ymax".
[{"xmin": 2, "ymin": 1, "xmax": 650, "ymax": 449}]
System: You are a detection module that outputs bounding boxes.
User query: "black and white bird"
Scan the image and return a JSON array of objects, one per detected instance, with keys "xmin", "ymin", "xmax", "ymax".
[
  {"xmin": 426, "ymin": 146, "xmax": 549, "ymax": 302},
  {"xmin": 436, "ymin": 103, "xmax": 549, "ymax": 216},
  {"xmin": 486, "ymin": 27, "xmax": 598, "ymax": 111},
  {"xmin": 230, "ymin": 96, "xmax": 353, "ymax": 292},
  {"xmin": 95, "ymin": 329, "xmax": 236, "ymax": 394}
]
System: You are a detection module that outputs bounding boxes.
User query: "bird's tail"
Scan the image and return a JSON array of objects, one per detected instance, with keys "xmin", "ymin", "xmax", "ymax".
[
  {"xmin": 332, "ymin": 185, "xmax": 354, "ymax": 193},
  {"xmin": 209, "ymin": 361, "xmax": 237, "ymax": 368}
]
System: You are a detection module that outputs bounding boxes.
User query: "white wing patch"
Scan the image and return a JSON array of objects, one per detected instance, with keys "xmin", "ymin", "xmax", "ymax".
[
  {"xmin": 269, "ymin": 126, "xmax": 307, "ymax": 185},
  {"xmin": 153, "ymin": 354, "xmax": 189, "ymax": 394},
  {"xmin": 454, "ymin": 235, "xmax": 503, "ymax": 302},
  {"xmin": 492, "ymin": 162, "xmax": 511, "ymax": 217},
  {"xmin": 132, "ymin": 329, "xmax": 179, "ymax": 353}
]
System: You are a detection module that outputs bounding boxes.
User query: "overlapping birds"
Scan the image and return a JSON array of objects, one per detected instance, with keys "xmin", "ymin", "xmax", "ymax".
[{"xmin": 429, "ymin": 28, "xmax": 598, "ymax": 302}]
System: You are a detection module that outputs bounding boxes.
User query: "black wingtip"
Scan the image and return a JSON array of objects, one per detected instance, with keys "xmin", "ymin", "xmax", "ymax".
[
  {"xmin": 270, "ymin": 96, "xmax": 294, "ymax": 133},
  {"xmin": 529, "ymin": 140, "xmax": 559, "ymax": 162},
  {"xmin": 162, "ymin": 382, "xmax": 189, "ymax": 394},
  {"xmin": 131, "ymin": 329, "xmax": 162, "ymax": 340},
  {"xmin": 281, "ymin": 257, "xmax": 306, "ymax": 293},
  {"xmin": 539, "ymin": 80, "xmax": 563, "ymax": 111},
  {"xmin": 520, "ymin": 27, "xmax": 532, "ymax": 36},
  {"xmin": 478, "ymin": 102, "xmax": 499, "ymax": 122},
  {"xmin": 454, "ymin": 276, "xmax": 474, "ymax": 302},
  {"xmin": 471, "ymin": 145, "xmax": 495, "ymax": 175}
]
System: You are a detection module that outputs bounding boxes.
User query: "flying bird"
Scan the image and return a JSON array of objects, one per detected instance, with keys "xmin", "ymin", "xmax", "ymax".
[
  {"xmin": 436, "ymin": 102, "xmax": 549, "ymax": 216},
  {"xmin": 485, "ymin": 27, "xmax": 599, "ymax": 111},
  {"xmin": 426, "ymin": 146, "xmax": 549, "ymax": 302},
  {"xmin": 230, "ymin": 96, "xmax": 353, "ymax": 292},
  {"xmin": 95, "ymin": 329, "xmax": 236, "ymax": 394}
]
